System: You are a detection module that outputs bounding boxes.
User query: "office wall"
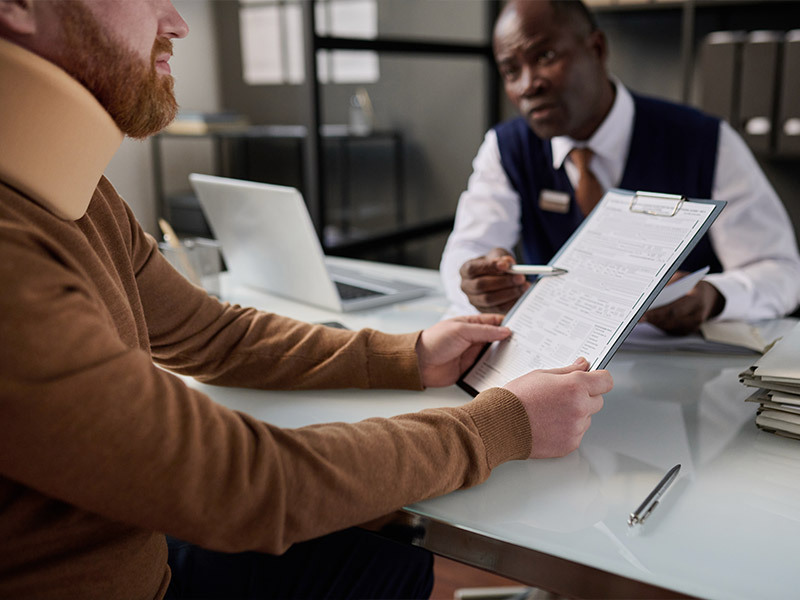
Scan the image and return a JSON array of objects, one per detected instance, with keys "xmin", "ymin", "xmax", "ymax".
[
  {"xmin": 597, "ymin": 10, "xmax": 685, "ymax": 103},
  {"xmin": 108, "ymin": 1, "xmax": 800, "ymax": 265},
  {"xmin": 104, "ymin": 0, "xmax": 221, "ymax": 235},
  {"xmin": 108, "ymin": 1, "xmax": 687, "ymax": 243},
  {"xmin": 213, "ymin": 0, "xmax": 493, "ymax": 267}
]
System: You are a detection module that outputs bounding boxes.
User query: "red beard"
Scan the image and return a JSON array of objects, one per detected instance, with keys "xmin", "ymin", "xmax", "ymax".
[{"xmin": 56, "ymin": 1, "xmax": 178, "ymax": 139}]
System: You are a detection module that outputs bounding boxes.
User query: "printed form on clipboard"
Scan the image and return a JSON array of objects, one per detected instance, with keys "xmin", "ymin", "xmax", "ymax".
[{"xmin": 459, "ymin": 189, "xmax": 725, "ymax": 396}]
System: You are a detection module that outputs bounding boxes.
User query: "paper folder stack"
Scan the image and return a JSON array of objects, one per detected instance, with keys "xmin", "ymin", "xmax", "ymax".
[{"xmin": 739, "ymin": 321, "xmax": 800, "ymax": 439}]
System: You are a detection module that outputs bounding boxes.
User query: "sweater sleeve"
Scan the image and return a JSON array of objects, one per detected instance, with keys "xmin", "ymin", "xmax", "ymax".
[
  {"xmin": 0, "ymin": 191, "xmax": 532, "ymax": 556},
  {"xmin": 125, "ymin": 201, "xmax": 423, "ymax": 391},
  {"xmin": 0, "ymin": 264, "xmax": 530, "ymax": 554}
]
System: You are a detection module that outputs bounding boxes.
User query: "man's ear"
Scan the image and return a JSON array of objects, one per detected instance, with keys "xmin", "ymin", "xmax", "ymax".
[
  {"xmin": 0, "ymin": 0, "xmax": 36, "ymax": 37},
  {"xmin": 587, "ymin": 29, "xmax": 608, "ymax": 64}
]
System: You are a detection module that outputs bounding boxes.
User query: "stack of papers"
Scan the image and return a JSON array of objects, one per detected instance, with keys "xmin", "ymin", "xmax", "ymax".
[
  {"xmin": 740, "ymin": 321, "xmax": 800, "ymax": 439},
  {"xmin": 622, "ymin": 318, "xmax": 793, "ymax": 354},
  {"xmin": 622, "ymin": 267, "xmax": 792, "ymax": 354}
]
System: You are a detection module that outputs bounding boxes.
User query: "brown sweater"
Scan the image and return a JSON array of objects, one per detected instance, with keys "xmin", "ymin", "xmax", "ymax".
[
  {"xmin": 0, "ymin": 178, "xmax": 532, "ymax": 598},
  {"xmin": 0, "ymin": 37, "xmax": 531, "ymax": 600}
]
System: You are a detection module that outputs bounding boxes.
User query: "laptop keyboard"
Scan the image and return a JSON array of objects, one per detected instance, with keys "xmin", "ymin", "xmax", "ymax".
[{"xmin": 335, "ymin": 281, "xmax": 385, "ymax": 300}]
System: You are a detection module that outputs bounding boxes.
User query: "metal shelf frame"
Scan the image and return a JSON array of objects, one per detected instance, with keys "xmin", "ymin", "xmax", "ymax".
[{"xmin": 299, "ymin": 0, "xmax": 502, "ymax": 255}]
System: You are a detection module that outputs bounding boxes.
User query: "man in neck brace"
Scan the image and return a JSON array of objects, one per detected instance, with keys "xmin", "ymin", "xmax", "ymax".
[{"xmin": 0, "ymin": 2, "xmax": 612, "ymax": 598}]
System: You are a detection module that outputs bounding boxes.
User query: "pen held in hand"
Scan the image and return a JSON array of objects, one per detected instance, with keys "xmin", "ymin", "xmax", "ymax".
[
  {"xmin": 627, "ymin": 463, "xmax": 681, "ymax": 527},
  {"xmin": 507, "ymin": 265, "xmax": 568, "ymax": 276}
]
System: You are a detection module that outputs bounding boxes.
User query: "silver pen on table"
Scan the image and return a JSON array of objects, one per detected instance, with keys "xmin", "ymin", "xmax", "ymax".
[
  {"xmin": 627, "ymin": 464, "xmax": 681, "ymax": 527},
  {"xmin": 507, "ymin": 265, "xmax": 568, "ymax": 276}
]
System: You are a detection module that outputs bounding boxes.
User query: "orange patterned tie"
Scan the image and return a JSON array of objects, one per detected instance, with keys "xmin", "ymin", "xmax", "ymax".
[{"xmin": 570, "ymin": 147, "xmax": 604, "ymax": 216}]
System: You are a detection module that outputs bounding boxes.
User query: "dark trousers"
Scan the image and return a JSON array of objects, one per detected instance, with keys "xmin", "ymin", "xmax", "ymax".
[{"xmin": 164, "ymin": 527, "xmax": 434, "ymax": 599}]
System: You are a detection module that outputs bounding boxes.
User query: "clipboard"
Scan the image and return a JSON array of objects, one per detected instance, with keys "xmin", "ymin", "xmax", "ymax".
[{"xmin": 458, "ymin": 189, "xmax": 725, "ymax": 397}]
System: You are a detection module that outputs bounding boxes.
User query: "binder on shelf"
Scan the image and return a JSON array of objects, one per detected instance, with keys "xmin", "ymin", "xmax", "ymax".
[
  {"xmin": 738, "ymin": 31, "xmax": 783, "ymax": 154},
  {"xmin": 777, "ymin": 30, "xmax": 800, "ymax": 156},
  {"xmin": 699, "ymin": 31, "xmax": 746, "ymax": 125}
]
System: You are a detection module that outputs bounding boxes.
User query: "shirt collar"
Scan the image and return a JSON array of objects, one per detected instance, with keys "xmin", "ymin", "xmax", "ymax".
[{"xmin": 0, "ymin": 37, "xmax": 123, "ymax": 220}]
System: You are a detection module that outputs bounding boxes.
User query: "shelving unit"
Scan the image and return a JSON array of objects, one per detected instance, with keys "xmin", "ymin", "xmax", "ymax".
[
  {"xmin": 593, "ymin": 0, "xmax": 800, "ymax": 112},
  {"xmin": 172, "ymin": 1, "xmax": 800, "ymax": 264},
  {"xmin": 151, "ymin": 125, "xmax": 406, "ymax": 246},
  {"xmin": 157, "ymin": 0, "xmax": 506, "ymax": 265},
  {"xmin": 591, "ymin": 0, "xmax": 800, "ymax": 239},
  {"xmin": 298, "ymin": 0, "xmax": 502, "ymax": 257},
  {"xmin": 592, "ymin": 1, "xmax": 698, "ymax": 103}
]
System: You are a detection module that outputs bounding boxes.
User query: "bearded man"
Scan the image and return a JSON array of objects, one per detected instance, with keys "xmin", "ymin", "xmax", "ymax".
[{"xmin": 0, "ymin": 1, "xmax": 611, "ymax": 598}]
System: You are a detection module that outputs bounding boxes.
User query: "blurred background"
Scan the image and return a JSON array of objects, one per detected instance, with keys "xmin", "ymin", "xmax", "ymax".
[{"xmin": 107, "ymin": 0, "xmax": 800, "ymax": 270}]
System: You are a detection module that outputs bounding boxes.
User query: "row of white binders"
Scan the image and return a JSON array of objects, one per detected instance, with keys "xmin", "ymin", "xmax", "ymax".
[{"xmin": 700, "ymin": 30, "xmax": 800, "ymax": 156}]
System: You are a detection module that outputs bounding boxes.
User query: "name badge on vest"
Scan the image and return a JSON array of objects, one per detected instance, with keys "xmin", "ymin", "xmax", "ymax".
[{"xmin": 539, "ymin": 189, "xmax": 570, "ymax": 214}]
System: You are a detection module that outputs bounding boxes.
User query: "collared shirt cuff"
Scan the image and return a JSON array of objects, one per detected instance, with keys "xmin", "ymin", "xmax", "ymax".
[{"xmin": 703, "ymin": 273, "xmax": 748, "ymax": 321}]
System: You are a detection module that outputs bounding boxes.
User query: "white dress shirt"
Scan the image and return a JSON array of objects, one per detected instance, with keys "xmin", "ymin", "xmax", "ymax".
[{"xmin": 440, "ymin": 82, "xmax": 800, "ymax": 321}]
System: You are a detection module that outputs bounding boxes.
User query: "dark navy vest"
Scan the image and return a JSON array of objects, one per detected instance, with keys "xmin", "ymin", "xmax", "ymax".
[{"xmin": 495, "ymin": 93, "xmax": 722, "ymax": 273}]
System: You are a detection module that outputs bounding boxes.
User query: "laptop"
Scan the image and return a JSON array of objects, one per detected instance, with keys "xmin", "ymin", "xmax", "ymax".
[{"xmin": 189, "ymin": 174, "xmax": 429, "ymax": 312}]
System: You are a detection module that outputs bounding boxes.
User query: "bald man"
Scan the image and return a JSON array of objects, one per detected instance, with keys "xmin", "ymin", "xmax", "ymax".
[{"xmin": 441, "ymin": 0, "xmax": 800, "ymax": 335}]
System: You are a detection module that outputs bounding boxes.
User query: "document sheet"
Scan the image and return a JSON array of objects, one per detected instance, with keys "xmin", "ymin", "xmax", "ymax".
[
  {"xmin": 461, "ymin": 190, "xmax": 721, "ymax": 394},
  {"xmin": 648, "ymin": 266, "xmax": 709, "ymax": 309}
]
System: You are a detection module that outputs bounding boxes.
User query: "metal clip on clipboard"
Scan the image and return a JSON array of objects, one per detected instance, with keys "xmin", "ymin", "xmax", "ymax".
[{"xmin": 629, "ymin": 191, "xmax": 685, "ymax": 217}]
